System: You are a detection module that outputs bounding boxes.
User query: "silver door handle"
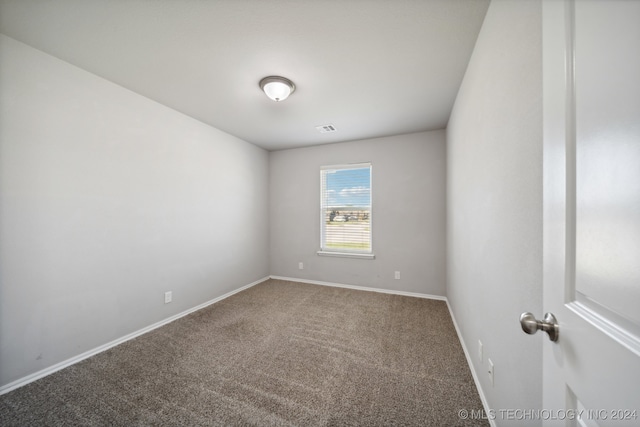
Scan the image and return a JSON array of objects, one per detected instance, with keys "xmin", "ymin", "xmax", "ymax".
[{"xmin": 519, "ymin": 312, "xmax": 559, "ymax": 342}]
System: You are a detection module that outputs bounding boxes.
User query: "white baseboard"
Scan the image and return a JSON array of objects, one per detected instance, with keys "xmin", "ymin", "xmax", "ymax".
[
  {"xmin": 0, "ymin": 276, "xmax": 270, "ymax": 395},
  {"xmin": 445, "ymin": 300, "xmax": 496, "ymax": 427},
  {"xmin": 269, "ymin": 275, "xmax": 447, "ymax": 301}
]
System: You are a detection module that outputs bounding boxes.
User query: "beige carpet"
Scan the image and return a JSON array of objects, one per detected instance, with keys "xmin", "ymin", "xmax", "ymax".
[{"xmin": 0, "ymin": 279, "xmax": 488, "ymax": 426}]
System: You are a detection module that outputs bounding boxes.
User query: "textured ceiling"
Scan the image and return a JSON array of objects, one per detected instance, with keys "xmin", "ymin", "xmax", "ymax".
[{"xmin": 0, "ymin": 0, "xmax": 489, "ymax": 151}]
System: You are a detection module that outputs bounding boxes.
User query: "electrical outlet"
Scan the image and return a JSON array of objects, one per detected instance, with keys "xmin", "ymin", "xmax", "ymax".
[
  {"xmin": 299, "ymin": 262, "xmax": 304, "ymax": 270},
  {"xmin": 488, "ymin": 358, "xmax": 494, "ymax": 386},
  {"xmin": 478, "ymin": 340, "xmax": 483, "ymax": 362},
  {"xmin": 394, "ymin": 271, "xmax": 401, "ymax": 280},
  {"xmin": 164, "ymin": 291, "xmax": 172, "ymax": 304}
]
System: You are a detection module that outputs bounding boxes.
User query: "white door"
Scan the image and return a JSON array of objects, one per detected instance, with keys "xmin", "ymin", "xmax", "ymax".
[{"xmin": 541, "ymin": 0, "xmax": 640, "ymax": 426}]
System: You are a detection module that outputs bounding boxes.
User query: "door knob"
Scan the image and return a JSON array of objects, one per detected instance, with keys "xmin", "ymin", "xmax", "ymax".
[{"xmin": 519, "ymin": 312, "xmax": 559, "ymax": 342}]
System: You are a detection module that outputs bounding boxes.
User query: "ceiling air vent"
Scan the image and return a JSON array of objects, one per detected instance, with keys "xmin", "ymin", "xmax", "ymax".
[{"xmin": 316, "ymin": 124, "xmax": 337, "ymax": 134}]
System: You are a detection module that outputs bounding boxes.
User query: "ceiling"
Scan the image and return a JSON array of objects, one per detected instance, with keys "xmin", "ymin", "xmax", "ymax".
[{"xmin": 0, "ymin": 0, "xmax": 490, "ymax": 151}]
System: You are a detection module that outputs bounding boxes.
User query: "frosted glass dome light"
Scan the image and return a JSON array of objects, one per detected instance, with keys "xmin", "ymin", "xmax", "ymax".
[{"xmin": 259, "ymin": 76, "xmax": 295, "ymax": 102}]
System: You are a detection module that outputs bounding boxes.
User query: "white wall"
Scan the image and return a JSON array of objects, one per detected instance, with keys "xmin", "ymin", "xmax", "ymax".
[
  {"xmin": 270, "ymin": 131, "xmax": 446, "ymax": 295},
  {"xmin": 446, "ymin": 0, "xmax": 543, "ymax": 419},
  {"xmin": 0, "ymin": 34, "xmax": 269, "ymax": 388}
]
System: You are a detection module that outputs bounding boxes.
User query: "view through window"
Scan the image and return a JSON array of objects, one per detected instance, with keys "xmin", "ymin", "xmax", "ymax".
[{"xmin": 320, "ymin": 163, "xmax": 372, "ymax": 254}]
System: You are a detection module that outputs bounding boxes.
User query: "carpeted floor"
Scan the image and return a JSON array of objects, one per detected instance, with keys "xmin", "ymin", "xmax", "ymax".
[{"xmin": 0, "ymin": 279, "xmax": 488, "ymax": 426}]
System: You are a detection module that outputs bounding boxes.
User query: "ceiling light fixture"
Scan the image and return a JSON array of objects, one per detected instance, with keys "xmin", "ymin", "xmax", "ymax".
[{"xmin": 259, "ymin": 76, "xmax": 295, "ymax": 102}]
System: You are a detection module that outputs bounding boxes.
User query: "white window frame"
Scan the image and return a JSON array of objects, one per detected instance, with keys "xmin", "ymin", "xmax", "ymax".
[{"xmin": 317, "ymin": 162, "xmax": 374, "ymax": 259}]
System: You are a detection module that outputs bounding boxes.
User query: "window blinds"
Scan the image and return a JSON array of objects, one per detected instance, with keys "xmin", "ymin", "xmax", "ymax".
[{"xmin": 320, "ymin": 163, "xmax": 372, "ymax": 253}]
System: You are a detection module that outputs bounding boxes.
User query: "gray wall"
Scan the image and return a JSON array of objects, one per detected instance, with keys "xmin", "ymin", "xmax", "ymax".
[
  {"xmin": 270, "ymin": 131, "xmax": 446, "ymax": 296},
  {"xmin": 446, "ymin": 0, "xmax": 543, "ymax": 418},
  {"xmin": 0, "ymin": 35, "xmax": 269, "ymax": 388}
]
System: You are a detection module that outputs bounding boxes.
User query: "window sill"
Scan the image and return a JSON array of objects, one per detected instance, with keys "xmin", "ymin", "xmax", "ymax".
[{"xmin": 317, "ymin": 250, "xmax": 375, "ymax": 260}]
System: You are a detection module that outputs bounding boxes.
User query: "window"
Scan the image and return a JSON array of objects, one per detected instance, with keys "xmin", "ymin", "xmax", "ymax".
[{"xmin": 319, "ymin": 163, "xmax": 374, "ymax": 259}]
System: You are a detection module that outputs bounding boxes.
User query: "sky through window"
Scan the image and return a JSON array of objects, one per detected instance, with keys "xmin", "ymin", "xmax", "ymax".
[{"xmin": 324, "ymin": 168, "xmax": 371, "ymax": 208}]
